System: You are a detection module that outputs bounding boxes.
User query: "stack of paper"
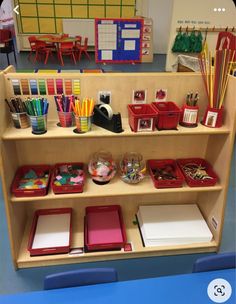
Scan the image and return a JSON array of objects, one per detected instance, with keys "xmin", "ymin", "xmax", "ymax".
[{"xmin": 137, "ymin": 204, "xmax": 213, "ymax": 247}]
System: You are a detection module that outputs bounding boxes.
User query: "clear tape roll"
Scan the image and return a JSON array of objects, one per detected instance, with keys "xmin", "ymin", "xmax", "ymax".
[{"xmin": 98, "ymin": 104, "xmax": 113, "ymax": 119}]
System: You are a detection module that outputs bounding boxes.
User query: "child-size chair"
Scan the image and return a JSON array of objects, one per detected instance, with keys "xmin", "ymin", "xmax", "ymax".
[
  {"xmin": 193, "ymin": 252, "xmax": 236, "ymax": 273},
  {"xmin": 77, "ymin": 37, "xmax": 91, "ymax": 61},
  {"xmin": 44, "ymin": 268, "xmax": 118, "ymax": 290}
]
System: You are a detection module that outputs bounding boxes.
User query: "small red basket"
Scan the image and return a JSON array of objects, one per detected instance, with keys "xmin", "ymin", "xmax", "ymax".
[
  {"xmin": 84, "ymin": 205, "xmax": 127, "ymax": 251},
  {"xmin": 51, "ymin": 162, "xmax": 85, "ymax": 194},
  {"xmin": 152, "ymin": 101, "xmax": 181, "ymax": 130},
  {"xmin": 177, "ymin": 158, "xmax": 218, "ymax": 187},
  {"xmin": 11, "ymin": 165, "xmax": 51, "ymax": 197},
  {"xmin": 147, "ymin": 159, "xmax": 185, "ymax": 188},
  {"xmin": 128, "ymin": 104, "xmax": 158, "ymax": 132}
]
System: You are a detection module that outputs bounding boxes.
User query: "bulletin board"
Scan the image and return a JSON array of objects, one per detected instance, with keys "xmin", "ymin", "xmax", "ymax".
[{"xmin": 95, "ymin": 18, "xmax": 143, "ymax": 63}]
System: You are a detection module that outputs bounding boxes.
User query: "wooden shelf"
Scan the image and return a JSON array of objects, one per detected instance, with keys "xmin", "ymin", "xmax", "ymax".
[
  {"xmin": 11, "ymin": 176, "xmax": 223, "ymax": 203},
  {"xmin": 2, "ymin": 119, "xmax": 230, "ymax": 141},
  {"xmin": 1, "ymin": 71, "xmax": 235, "ymax": 269},
  {"xmin": 17, "ymin": 211, "xmax": 217, "ymax": 268}
]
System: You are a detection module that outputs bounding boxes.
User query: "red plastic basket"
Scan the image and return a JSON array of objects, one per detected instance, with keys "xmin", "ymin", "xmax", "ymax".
[
  {"xmin": 128, "ymin": 104, "xmax": 158, "ymax": 132},
  {"xmin": 51, "ymin": 162, "xmax": 85, "ymax": 194},
  {"xmin": 11, "ymin": 165, "xmax": 51, "ymax": 197},
  {"xmin": 177, "ymin": 158, "xmax": 218, "ymax": 187},
  {"xmin": 152, "ymin": 101, "xmax": 181, "ymax": 130},
  {"xmin": 28, "ymin": 208, "xmax": 72, "ymax": 256},
  {"xmin": 147, "ymin": 159, "xmax": 185, "ymax": 188},
  {"xmin": 84, "ymin": 205, "xmax": 127, "ymax": 251}
]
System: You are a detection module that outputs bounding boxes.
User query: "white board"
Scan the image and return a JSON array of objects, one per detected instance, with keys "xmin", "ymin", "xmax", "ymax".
[{"xmin": 63, "ymin": 19, "xmax": 95, "ymax": 46}]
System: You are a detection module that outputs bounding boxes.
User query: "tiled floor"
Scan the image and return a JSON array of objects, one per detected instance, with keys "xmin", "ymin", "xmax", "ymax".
[{"xmin": 0, "ymin": 51, "xmax": 166, "ymax": 72}]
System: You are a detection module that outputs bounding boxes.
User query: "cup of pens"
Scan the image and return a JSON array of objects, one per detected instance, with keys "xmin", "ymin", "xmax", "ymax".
[
  {"xmin": 24, "ymin": 98, "xmax": 49, "ymax": 135},
  {"xmin": 179, "ymin": 92, "xmax": 199, "ymax": 128},
  {"xmin": 5, "ymin": 98, "xmax": 30, "ymax": 129},
  {"xmin": 54, "ymin": 95, "xmax": 74, "ymax": 128},
  {"xmin": 72, "ymin": 98, "xmax": 95, "ymax": 134}
]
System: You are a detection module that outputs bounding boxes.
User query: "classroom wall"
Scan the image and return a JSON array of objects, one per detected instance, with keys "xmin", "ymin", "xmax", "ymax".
[
  {"xmin": 14, "ymin": 0, "xmax": 137, "ymax": 34},
  {"xmin": 165, "ymin": 0, "xmax": 236, "ymax": 71},
  {"xmin": 147, "ymin": 0, "xmax": 173, "ymax": 54}
]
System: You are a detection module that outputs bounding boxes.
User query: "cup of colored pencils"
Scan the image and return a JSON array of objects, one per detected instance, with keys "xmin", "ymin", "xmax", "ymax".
[
  {"xmin": 199, "ymin": 47, "xmax": 235, "ymax": 128},
  {"xmin": 54, "ymin": 95, "xmax": 74, "ymax": 128},
  {"xmin": 72, "ymin": 98, "xmax": 95, "ymax": 133},
  {"xmin": 24, "ymin": 98, "xmax": 49, "ymax": 135},
  {"xmin": 5, "ymin": 98, "xmax": 30, "ymax": 129}
]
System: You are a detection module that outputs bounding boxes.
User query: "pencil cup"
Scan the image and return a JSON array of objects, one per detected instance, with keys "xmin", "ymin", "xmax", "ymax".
[
  {"xmin": 29, "ymin": 114, "xmax": 47, "ymax": 135},
  {"xmin": 179, "ymin": 105, "xmax": 199, "ymax": 128},
  {"xmin": 11, "ymin": 112, "xmax": 30, "ymax": 129},
  {"xmin": 57, "ymin": 111, "xmax": 74, "ymax": 128},
  {"xmin": 202, "ymin": 106, "xmax": 224, "ymax": 128},
  {"xmin": 74, "ymin": 116, "xmax": 92, "ymax": 133}
]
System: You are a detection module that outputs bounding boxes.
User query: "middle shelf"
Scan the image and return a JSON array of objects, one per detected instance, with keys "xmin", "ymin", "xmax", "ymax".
[{"xmin": 11, "ymin": 175, "xmax": 223, "ymax": 203}]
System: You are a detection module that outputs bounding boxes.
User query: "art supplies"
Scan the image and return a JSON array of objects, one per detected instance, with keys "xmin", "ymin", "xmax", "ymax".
[
  {"xmin": 148, "ymin": 159, "xmax": 184, "ymax": 188},
  {"xmin": 88, "ymin": 151, "xmax": 116, "ymax": 185},
  {"xmin": 28, "ymin": 208, "xmax": 72, "ymax": 256},
  {"xmin": 84, "ymin": 205, "xmax": 127, "ymax": 251},
  {"xmin": 137, "ymin": 204, "xmax": 212, "ymax": 247},
  {"xmin": 177, "ymin": 158, "xmax": 218, "ymax": 187},
  {"xmin": 199, "ymin": 41, "xmax": 235, "ymax": 127},
  {"xmin": 5, "ymin": 98, "xmax": 30, "ymax": 129},
  {"xmin": 120, "ymin": 152, "xmax": 146, "ymax": 184},
  {"xmin": 24, "ymin": 97, "xmax": 49, "ymax": 116},
  {"xmin": 51, "ymin": 163, "xmax": 85, "ymax": 194},
  {"xmin": 54, "ymin": 95, "xmax": 74, "ymax": 127},
  {"xmin": 73, "ymin": 97, "xmax": 95, "ymax": 133},
  {"xmin": 11, "ymin": 165, "xmax": 51, "ymax": 197},
  {"xmin": 24, "ymin": 97, "xmax": 49, "ymax": 134},
  {"xmin": 179, "ymin": 92, "xmax": 199, "ymax": 128}
]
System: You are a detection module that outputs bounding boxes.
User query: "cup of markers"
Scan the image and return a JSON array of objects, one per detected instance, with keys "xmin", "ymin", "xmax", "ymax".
[
  {"xmin": 72, "ymin": 98, "xmax": 95, "ymax": 133},
  {"xmin": 24, "ymin": 98, "xmax": 49, "ymax": 135},
  {"xmin": 55, "ymin": 95, "xmax": 74, "ymax": 128},
  {"xmin": 5, "ymin": 98, "xmax": 30, "ymax": 129}
]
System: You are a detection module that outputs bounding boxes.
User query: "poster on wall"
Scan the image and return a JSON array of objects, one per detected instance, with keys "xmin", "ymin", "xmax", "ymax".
[{"xmin": 95, "ymin": 18, "xmax": 143, "ymax": 63}]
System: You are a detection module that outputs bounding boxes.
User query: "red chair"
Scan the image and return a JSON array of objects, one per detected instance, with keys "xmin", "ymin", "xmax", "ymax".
[
  {"xmin": 39, "ymin": 35, "xmax": 57, "ymax": 50},
  {"xmin": 77, "ymin": 37, "xmax": 91, "ymax": 61},
  {"xmin": 28, "ymin": 36, "xmax": 37, "ymax": 60},
  {"xmin": 74, "ymin": 35, "xmax": 82, "ymax": 58},
  {"xmin": 34, "ymin": 40, "xmax": 54, "ymax": 65},
  {"xmin": 0, "ymin": 29, "xmax": 17, "ymax": 65},
  {"xmin": 58, "ymin": 41, "xmax": 76, "ymax": 66}
]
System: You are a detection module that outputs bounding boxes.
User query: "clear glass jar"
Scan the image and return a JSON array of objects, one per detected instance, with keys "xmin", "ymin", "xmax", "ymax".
[
  {"xmin": 120, "ymin": 152, "xmax": 146, "ymax": 184},
  {"xmin": 88, "ymin": 151, "xmax": 117, "ymax": 185}
]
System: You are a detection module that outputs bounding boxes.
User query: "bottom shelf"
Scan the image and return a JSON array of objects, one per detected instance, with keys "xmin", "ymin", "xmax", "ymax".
[{"xmin": 17, "ymin": 211, "xmax": 218, "ymax": 268}]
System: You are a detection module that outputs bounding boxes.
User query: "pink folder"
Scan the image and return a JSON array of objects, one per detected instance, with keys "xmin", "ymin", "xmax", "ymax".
[{"xmin": 85, "ymin": 205, "xmax": 126, "ymax": 251}]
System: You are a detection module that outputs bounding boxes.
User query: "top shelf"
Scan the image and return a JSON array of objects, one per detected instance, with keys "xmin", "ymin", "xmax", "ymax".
[{"xmin": 2, "ymin": 119, "xmax": 230, "ymax": 141}]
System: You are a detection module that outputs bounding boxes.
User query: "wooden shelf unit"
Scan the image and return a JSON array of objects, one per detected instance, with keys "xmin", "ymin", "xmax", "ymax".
[{"xmin": 0, "ymin": 67, "xmax": 235, "ymax": 269}]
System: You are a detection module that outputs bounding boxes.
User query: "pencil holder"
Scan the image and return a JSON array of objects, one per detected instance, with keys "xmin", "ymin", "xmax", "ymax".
[
  {"xmin": 202, "ymin": 106, "xmax": 224, "ymax": 128},
  {"xmin": 11, "ymin": 112, "xmax": 30, "ymax": 129},
  {"xmin": 57, "ymin": 111, "xmax": 74, "ymax": 128},
  {"xmin": 74, "ymin": 115, "xmax": 92, "ymax": 133},
  {"xmin": 179, "ymin": 105, "xmax": 199, "ymax": 128},
  {"xmin": 29, "ymin": 114, "xmax": 47, "ymax": 135}
]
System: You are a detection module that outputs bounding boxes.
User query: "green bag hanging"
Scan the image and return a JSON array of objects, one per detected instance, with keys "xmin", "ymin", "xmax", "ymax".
[
  {"xmin": 181, "ymin": 32, "xmax": 190, "ymax": 52},
  {"xmin": 194, "ymin": 31, "xmax": 203, "ymax": 53},
  {"xmin": 189, "ymin": 31, "xmax": 196, "ymax": 52},
  {"xmin": 172, "ymin": 31, "xmax": 183, "ymax": 52}
]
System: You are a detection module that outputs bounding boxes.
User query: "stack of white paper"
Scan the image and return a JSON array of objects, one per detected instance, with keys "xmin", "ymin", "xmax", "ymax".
[{"xmin": 137, "ymin": 204, "xmax": 213, "ymax": 247}]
